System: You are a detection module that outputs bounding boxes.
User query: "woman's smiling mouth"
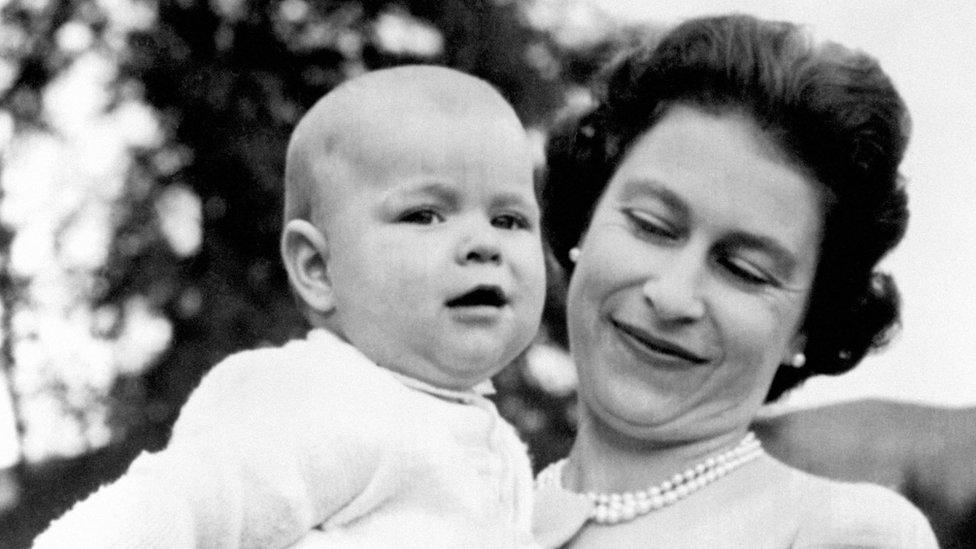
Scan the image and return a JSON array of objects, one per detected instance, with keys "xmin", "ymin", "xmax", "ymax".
[{"xmin": 610, "ymin": 319, "xmax": 709, "ymax": 366}]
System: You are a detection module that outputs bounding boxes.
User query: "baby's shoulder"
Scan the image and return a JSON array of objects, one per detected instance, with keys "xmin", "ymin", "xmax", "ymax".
[
  {"xmin": 793, "ymin": 470, "xmax": 938, "ymax": 548},
  {"xmin": 182, "ymin": 341, "xmax": 319, "ymax": 407},
  {"xmin": 174, "ymin": 332, "xmax": 394, "ymax": 432},
  {"xmin": 200, "ymin": 331, "xmax": 387, "ymax": 394}
]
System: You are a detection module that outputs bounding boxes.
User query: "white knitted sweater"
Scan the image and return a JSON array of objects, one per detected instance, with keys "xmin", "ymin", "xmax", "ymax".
[{"xmin": 33, "ymin": 329, "xmax": 537, "ymax": 548}]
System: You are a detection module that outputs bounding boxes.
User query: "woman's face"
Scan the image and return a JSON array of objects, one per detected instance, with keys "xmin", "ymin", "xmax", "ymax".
[{"xmin": 566, "ymin": 105, "xmax": 824, "ymax": 442}]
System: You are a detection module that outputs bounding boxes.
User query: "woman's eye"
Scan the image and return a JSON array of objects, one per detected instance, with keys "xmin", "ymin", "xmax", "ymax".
[
  {"xmin": 722, "ymin": 257, "xmax": 775, "ymax": 286},
  {"xmin": 626, "ymin": 209, "xmax": 676, "ymax": 240},
  {"xmin": 400, "ymin": 209, "xmax": 444, "ymax": 225},
  {"xmin": 492, "ymin": 213, "xmax": 530, "ymax": 230}
]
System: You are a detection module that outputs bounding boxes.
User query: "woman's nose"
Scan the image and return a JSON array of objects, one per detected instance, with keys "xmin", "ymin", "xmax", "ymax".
[{"xmin": 641, "ymin": 250, "xmax": 706, "ymax": 322}]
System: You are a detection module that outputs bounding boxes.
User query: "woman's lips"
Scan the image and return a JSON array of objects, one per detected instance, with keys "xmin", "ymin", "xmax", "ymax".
[{"xmin": 610, "ymin": 319, "xmax": 708, "ymax": 365}]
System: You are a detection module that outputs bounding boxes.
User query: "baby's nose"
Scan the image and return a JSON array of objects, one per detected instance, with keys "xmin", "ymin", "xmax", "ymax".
[
  {"xmin": 464, "ymin": 244, "xmax": 501, "ymax": 264},
  {"xmin": 456, "ymin": 225, "xmax": 502, "ymax": 265}
]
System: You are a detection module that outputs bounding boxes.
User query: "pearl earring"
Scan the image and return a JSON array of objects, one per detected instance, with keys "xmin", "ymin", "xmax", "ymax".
[
  {"xmin": 568, "ymin": 247, "xmax": 581, "ymax": 263},
  {"xmin": 788, "ymin": 352, "xmax": 806, "ymax": 369}
]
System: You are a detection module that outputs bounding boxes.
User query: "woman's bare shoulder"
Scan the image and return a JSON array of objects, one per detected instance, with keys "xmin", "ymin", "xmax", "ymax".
[{"xmin": 782, "ymin": 461, "xmax": 939, "ymax": 548}]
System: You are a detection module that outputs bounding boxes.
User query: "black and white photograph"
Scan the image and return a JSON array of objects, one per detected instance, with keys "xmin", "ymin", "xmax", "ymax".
[{"xmin": 0, "ymin": 0, "xmax": 973, "ymax": 547}]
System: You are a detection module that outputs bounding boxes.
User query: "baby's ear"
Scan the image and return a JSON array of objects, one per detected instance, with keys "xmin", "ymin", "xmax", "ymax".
[{"xmin": 280, "ymin": 219, "xmax": 336, "ymax": 314}]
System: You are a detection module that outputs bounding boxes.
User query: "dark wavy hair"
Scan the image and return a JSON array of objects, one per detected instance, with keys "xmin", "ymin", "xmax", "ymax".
[{"xmin": 542, "ymin": 14, "xmax": 911, "ymax": 401}]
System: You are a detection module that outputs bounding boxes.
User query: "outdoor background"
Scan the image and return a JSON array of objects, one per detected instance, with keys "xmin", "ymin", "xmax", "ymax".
[{"xmin": 0, "ymin": 0, "xmax": 973, "ymax": 547}]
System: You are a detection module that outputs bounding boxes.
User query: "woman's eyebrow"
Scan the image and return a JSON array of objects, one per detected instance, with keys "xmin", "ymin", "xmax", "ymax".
[
  {"xmin": 617, "ymin": 178, "xmax": 688, "ymax": 217},
  {"xmin": 725, "ymin": 232, "xmax": 799, "ymax": 275}
]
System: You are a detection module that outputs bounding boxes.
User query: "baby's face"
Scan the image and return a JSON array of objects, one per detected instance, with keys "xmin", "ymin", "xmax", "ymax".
[{"xmin": 319, "ymin": 111, "xmax": 546, "ymax": 390}]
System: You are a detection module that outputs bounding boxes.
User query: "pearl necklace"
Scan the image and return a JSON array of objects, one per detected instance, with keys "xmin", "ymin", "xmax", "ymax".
[{"xmin": 535, "ymin": 432, "xmax": 764, "ymax": 525}]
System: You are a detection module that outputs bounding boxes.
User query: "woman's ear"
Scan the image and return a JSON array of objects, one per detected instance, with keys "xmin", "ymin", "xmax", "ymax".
[
  {"xmin": 280, "ymin": 219, "xmax": 336, "ymax": 314},
  {"xmin": 782, "ymin": 333, "xmax": 808, "ymax": 368}
]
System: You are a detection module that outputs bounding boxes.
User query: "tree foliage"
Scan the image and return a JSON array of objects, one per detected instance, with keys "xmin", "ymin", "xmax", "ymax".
[
  {"xmin": 0, "ymin": 1, "xmax": 651, "ymax": 541},
  {"xmin": 113, "ymin": 0, "xmax": 595, "ymax": 453}
]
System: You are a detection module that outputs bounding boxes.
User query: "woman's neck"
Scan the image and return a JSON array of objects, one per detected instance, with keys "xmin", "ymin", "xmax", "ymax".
[{"xmin": 564, "ymin": 408, "xmax": 751, "ymax": 494}]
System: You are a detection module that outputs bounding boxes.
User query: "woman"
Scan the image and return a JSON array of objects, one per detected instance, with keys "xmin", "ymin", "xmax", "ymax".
[{"xmin": 533, "ymin": 14, "xmax": 938, "ymax": 548}]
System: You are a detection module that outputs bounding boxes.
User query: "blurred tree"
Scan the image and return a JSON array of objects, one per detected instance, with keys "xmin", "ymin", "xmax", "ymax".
[
  {"xmin": 107, "ymin": 0, "xmax": 642, "ymax": 464},
  {"xmin": 0, "ymin": 0, "xmax": 653, "ymax": 544},
  {"xmin": 1, "ymin": 0, "xmax": 171, "ymax": 463}
]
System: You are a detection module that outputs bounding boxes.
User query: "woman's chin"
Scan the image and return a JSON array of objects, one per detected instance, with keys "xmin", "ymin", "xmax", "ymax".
[
  {"xmin": 584, "ymin": 388, "xmax": 729, "ymax": 444},
  {"xmin": 585, "ymin": 390, "xmax": 678, "ymax": 439}
]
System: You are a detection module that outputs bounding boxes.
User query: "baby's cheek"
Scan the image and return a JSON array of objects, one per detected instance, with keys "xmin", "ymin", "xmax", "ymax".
[{"xmin": 524, "ymin": 252, "xmax": 548, "ymax": 300}]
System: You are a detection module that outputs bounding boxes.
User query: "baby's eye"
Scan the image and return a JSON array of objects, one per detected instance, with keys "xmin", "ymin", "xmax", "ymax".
[
  {"xmin": 625, "ymin": 209, "xmax": 677, "ymax": 240},
  {"xmin": 492, "ymin": 213, "xmax": 531, "ymax": 230},
  {"xmin": 399, "ymin": 208, "xmax": 444, "ymax": 225}
]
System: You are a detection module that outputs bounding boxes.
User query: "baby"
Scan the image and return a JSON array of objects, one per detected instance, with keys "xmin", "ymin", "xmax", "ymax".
[{"xmin": 34, "ymin": 65, "xmax": 546, "ymax": 548}]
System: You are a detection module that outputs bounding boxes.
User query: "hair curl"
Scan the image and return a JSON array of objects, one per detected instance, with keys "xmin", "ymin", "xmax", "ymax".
[{"xmin": 542, "ymin": 14, "xmax": 911, "ymax": 401}]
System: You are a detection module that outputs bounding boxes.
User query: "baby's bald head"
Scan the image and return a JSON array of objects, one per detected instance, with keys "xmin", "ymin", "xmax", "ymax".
[
  {"xmin": 279, "ymin": 66, "xmax": 543, "ymax": 385},
  {"xmin": 283, "ymin": 65, "xmax": 526, "ymax": 227}
]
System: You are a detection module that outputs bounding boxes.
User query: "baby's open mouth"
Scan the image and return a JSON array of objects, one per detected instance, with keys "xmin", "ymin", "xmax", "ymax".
[{"xmin": 446, "ymin": 285, "xmax": 507, "ymax": 308}]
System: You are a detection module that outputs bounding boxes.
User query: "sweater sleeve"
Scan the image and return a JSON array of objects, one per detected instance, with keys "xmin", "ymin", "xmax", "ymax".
[
  {"xmin": 33, "ymin": 337, "xmax": 386, "ymax": 549},
  {"xmin": 31, "ymin": 445, "xmax": 241, "ymax": 549}
]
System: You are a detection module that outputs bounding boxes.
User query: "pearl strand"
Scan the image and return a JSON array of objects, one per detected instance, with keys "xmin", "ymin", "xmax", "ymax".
[{"xmin": 536, "ymin": 432, "xmax": 764, "ymax": 525}]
